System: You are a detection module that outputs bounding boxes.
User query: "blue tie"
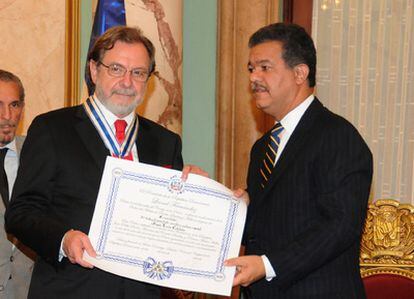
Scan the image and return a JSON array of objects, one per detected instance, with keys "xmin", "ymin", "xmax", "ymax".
[{"xmin": 259, "ymin": 123, "xmax": 284, "ymax": 188}]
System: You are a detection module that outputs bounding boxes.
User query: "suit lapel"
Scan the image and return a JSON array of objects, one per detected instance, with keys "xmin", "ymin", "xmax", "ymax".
[
  {"xmin": 256, "ymin": 99, "xmax": 325, "ymax": 202},
  {"xmin": 74, "ymin": 109, "xmax": 159, "ymax": 169},
  {"xmin": 74, "ymin": 106, "xmax": 110, "ymax": 169},
  {"xmin": 136, "ymin": 117, "xmax": 160, "ymax": 165},
  {"xmin": 15, "ymin": 136, "xmax": 25, "ymax": 154},
  {"xmin": 0, "ymin": 194, "xmax": 5, "ymax": 214}
]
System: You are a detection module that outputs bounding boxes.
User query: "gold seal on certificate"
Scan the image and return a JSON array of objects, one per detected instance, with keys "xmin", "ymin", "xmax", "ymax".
[{"xmin": 84, "ymin": 157, "xmax": 247, "ymax": 296}]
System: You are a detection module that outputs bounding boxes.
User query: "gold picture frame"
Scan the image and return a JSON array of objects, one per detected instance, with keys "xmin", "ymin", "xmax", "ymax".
[{"xmin": 65, "ymin": 0, "xmax": 81, "ymax": 107}]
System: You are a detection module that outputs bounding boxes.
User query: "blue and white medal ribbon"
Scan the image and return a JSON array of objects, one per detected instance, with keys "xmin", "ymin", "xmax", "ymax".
[{"xmin": 83, "ymin": 96, "xmax": 138, "ymax": 158}]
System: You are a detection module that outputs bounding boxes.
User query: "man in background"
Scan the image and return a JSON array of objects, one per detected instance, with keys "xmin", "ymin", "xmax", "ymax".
[
  {"xmin": 226, "ymin": 23, "xmax": 373, "ymax": 298},
  {"xmin": 0, "ymin": 69, "xmax": 35, "ymax": 299},
  {"xmin": 6, "ymin": 26, "xmax": 184, "ymax": 299}
]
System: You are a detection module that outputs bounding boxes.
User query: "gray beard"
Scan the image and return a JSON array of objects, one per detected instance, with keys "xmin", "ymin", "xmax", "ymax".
[
  {"xmin": 100, "ymin": 98, "xmax": 139, "ymax": 117},
  {"xmin": 95, "ymin": 89, "xmax": 142, "ymax": 117}
]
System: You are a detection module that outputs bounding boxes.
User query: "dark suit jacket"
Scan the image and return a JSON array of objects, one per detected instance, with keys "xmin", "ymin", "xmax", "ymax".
[
  {"xmin": 243, "ymin": 99, "xmax": 373, "ymax": 299},
  {"xmin": 5, "ymin": 105, "xmax": 183, "ymax": 299}
]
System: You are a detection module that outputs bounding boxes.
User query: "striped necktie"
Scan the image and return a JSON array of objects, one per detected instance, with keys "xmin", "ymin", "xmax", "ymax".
[{"xmin": 259, "ymin": 123, "xmax": 284, "ymax": 188}]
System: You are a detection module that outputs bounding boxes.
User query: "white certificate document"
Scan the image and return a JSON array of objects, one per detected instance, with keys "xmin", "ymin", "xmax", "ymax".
[{"xmin": 84, "ymin": 157, "xmax": 246, "ymax": 296}]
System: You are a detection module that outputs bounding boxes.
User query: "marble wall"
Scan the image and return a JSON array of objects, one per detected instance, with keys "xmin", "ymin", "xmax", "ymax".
[
  {"xmin": 126, "ymin": 0, "xmax": 183, "ymax": 134},
  {"xmin": 0, "ymin": 0, "xmax": 66, "ymax": 134}
]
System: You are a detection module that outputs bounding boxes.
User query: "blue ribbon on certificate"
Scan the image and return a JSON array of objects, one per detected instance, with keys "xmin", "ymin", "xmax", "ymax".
[{"xmin": 143, "ymin": 257, "xmax": 174, "ymax": 280}]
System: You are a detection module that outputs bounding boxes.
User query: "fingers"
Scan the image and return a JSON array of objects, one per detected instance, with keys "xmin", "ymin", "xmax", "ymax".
[
  {"xmin": 83, "ymin": 236, "xmax": 97, "ymax": 259},
  {"xmin": 233, "ymin": 188, "xmax": 245, "ymax": 198},
  {"xmin": 232, "ymin": 188, "xmax": 250, "ymax": 206},
  {"xmin": 63, "ymin": 230, "xmax": 95, "ymax": 269},
  {"xmin": 224, "ymin": 255, "xmax": 265, "ymax": 287},
  {"xmin": 181, "ymin": 164, "xmax": 209, "ymax": 181},
  {"xmin": 224, "ymin": 257, "xmax": 240, "ymax": 267},
  {"xmin": 233, "ymin": 270, "xmax": 246, "ymax": 287},
  {"xmin": 181, "ymin": 165, "xmax": 191, "ymax": 181},
  {"xmin": 224, "ymin": 257, "xmax": 246, "ymax": 286}
]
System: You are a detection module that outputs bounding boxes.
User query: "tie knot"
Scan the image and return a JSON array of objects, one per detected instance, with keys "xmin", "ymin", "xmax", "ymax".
[
  {"xmin": 114, "ymin": 119, "xmax": 128, "ymax": 134},
  {"xmin": 271, "ymin": 122, "xmax": 284, "ymax": 139}
]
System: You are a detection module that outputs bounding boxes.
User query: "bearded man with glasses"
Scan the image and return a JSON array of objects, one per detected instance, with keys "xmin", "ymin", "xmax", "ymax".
[{"xmin": 5, "ymin": 26, "xmax": 187, "ymax": 299}]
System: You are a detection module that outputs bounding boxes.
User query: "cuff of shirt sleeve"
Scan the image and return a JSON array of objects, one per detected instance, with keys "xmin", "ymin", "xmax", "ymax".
[
  {"xmin": 261, "ymin": 255, "xmax": 276, "ymax": 281},
  {"xmin": 58, "ymin": 239, "xmax": 65, "ymax": 262},
  {"xmin": 59, "ymin": 230, "xmax": 73, "ymax": 262}
]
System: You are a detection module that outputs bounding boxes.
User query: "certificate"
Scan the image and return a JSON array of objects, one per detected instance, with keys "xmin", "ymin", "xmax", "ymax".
[{"xmin": 84, "ymin": 157, "xmax": 246, "ymax": 296}]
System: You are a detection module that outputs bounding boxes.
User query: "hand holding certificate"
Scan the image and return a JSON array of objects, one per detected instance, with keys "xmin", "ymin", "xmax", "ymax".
[{"xmin": 84, "ymin": 157, "xmax": 246, "ymax": 296}]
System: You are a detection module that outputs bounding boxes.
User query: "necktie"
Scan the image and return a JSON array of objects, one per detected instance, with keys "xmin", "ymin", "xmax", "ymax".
[
  {"xmin": 114, "ymin": 119, "xmax": 127, "ymax": 144},
  {"xmin": 114, "ymin": 119, "xmax": 133, "ymax": 161},
  {"xmin": 259, "ymin": 123, "xmax": 284, "ymax": 188},
  {"xmin": 0, "ymin": 148, "xmax": 9, "ymax": 206}
]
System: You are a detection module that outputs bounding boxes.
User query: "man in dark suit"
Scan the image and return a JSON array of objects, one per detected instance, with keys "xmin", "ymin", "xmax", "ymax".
[
  {"xmin": 0, "ymin": 70, "xmax": 35, "ymax": 299},
  {"xmin": 225, "ymin": 23, "xmax": 373, "ymax": 298},
  {"xmin": 5, "ymin": 26, "xmax": 183, "ymax": 299}
]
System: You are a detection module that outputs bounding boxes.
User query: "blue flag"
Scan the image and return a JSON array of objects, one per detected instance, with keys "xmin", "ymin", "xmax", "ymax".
[{"xmin": 86, "ymin": 0, "xmax": 126, "ymax": 95}]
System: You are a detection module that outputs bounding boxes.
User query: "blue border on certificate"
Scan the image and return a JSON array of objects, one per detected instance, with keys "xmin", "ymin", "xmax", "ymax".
[{"xmin": 95, "ymin": 168, "xmax": 240, "ymax": 280}]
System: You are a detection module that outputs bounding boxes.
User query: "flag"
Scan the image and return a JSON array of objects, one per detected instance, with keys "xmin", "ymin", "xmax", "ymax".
[{"xmin": 86, "ymin": 0, "xmax": 126, "ymax": 95}]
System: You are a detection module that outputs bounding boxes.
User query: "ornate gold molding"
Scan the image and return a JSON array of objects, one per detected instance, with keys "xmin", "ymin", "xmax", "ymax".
[
  {"xmin": 361, "ymin": 266, "xmax": 414, "ymax": 279},
  {"xmin": 65, "ymin": 0, "xmax": 81, "ymax": 107},
  {"xmin": 360, "ymin": 199, "xmax": 414, "ymax": 277}
]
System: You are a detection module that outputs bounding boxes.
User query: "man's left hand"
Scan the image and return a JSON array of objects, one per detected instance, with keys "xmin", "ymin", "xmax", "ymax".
[
  {"xmin": 225, "ymin": 255, "xmax": 266, "ymax": 287},
  {"xmin": 233, "ymin": 188, "xmax": 250, "ymax": 206}
]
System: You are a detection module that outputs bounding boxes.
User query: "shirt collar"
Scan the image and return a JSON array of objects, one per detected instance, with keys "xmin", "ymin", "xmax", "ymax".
[
  {"xmin": 0, "ymin": 138, "xmax": 17, "ymax": 155},
  {"xmin": 279, "ymin": 95, "xmax": 314, "ymax": 134}
]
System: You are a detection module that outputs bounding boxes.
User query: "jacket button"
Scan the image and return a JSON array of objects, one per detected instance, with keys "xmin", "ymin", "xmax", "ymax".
[
  {"xmin": 0, "ymin": 285, "xmax": 4, "ymax": 291},
  {"xmin": 10, "ymin": 256, "xmax": 14, "ymax": 262}
]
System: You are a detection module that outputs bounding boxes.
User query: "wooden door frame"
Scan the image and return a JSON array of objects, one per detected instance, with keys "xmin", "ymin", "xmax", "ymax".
[{"xmin": 283, "ymin": 0, "xmax": 313, "ymax": 33}]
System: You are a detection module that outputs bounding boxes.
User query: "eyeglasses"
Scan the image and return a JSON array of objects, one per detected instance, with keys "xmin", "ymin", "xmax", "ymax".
[{"xmin": 98, "ymin": 61, "xmax": 150, "ymax": 82}]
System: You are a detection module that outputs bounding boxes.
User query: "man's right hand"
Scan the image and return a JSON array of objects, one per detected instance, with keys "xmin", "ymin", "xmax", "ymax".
[{"xmin": 62, "ymin": 230, "xmax": 96, "ymax": 268}]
